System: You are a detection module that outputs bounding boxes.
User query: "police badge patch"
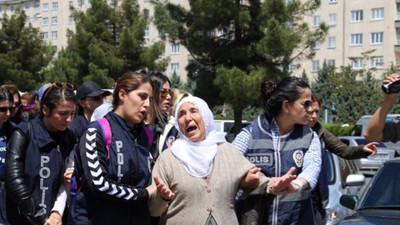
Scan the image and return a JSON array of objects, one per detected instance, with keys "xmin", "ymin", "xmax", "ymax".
[
  {"xmin": 166, "ymin": 136, "xmax": 176, "ymax": 148},
  {"xmin": 293, "ymin": 150, "xmax": 304, "ymax": 167}
]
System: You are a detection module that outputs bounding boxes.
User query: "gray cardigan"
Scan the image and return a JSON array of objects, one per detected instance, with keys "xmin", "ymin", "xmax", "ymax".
[{"xmin": 149, "ymin": 142, "xmax": 269, "ymax": 225}]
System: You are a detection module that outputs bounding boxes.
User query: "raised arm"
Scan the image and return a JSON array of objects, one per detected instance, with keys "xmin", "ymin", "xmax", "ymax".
[{"xmin": 364, "ymin": 74, "xmax": 400, "ymax": 141}]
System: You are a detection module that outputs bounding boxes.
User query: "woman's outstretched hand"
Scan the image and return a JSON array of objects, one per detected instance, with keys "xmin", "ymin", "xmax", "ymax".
[{"xmin": 154, "ymin": 176, "xmax": 175, "ymax": 201}]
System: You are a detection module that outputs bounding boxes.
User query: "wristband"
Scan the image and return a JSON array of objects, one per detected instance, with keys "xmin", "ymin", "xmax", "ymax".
[{"xmin": 291, "ymin": 179, "xmax": 303, "ymax": 193}]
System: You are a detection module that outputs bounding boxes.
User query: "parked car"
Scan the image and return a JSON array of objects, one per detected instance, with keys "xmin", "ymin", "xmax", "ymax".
[
  {"xmin": 338, "ymin": 158, "xmax": 400, "ymax": 225},
  {"xmin": 214, "ymin": 120, "xmax": 250, "ymax": 142},
  {"xmin": 350, "ymin": 114, "xmax": 400, "ymax": 155},
  {"xmin": 338, "ymin": 136, "xmax": 396, "ymax": 176},
  {"xmin": 325, "ymin": 151, "xmax": 366, "ymax": 225}
]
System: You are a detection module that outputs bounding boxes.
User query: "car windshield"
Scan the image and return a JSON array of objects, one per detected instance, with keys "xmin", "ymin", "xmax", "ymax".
[
  {"xmin": 360, "ymin": 162, "xmax": 400, "ymax": 209},
  {"xmin": 354, "ymin": 139, "xmax": 386, "ymax": 147}
]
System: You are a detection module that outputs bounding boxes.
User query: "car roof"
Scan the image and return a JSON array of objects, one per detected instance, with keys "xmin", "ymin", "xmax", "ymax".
[{"xmin": 384, "ymin": 158, "xmax": 400, "ymax": 164}]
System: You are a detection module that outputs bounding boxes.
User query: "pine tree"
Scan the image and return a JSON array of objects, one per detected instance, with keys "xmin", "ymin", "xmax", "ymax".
[
  {"xmin": 0, "ymin": 9, "xmax": 55, "ymax": 91},
  {"xmin": 154, "ymin": 0, "xmax": 328, "ymax": 131},
  {"xmin": 48, "ymin": 0, "xmax": 168, "ymax": 88}
]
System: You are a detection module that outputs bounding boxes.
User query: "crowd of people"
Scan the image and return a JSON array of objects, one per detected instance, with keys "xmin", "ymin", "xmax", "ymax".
[{"xmin": 0, "ymin": 70, "xmax": 393, "ymax": 225}]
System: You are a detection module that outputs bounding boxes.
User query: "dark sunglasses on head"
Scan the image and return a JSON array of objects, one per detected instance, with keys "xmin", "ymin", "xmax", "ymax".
[
  {"xmin": 301, "ymin": 100, "xmax": 312, "ymax": 109},
  {"xmin": 160, "ymin": 89, "xmax": 174, "ymax": 99},
  {"xmin": 0, "ymin": 106, "xmax": 14, "ymax": 113},
  {"xmin": 42, "ymin": 82, "xmax": 74, "ymax": 100}
]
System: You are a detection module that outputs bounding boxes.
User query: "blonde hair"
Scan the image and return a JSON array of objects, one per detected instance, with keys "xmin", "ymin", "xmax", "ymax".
[{"xmin": 171, "ymin": 88, "xmax": 190, "ymax": 116}]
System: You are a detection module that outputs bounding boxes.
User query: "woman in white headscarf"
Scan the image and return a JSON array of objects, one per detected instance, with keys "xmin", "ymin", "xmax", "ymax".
[{"xmin": 149, "ymin": 96, "xmax": 296, "ymax": 225}]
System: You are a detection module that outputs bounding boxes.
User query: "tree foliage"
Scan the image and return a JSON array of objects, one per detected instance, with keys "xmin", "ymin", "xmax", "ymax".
[
  {"xmin": 153, "ymin": 0, "xmax": 328, "ymax": 131},
  {"xmin": 0, "ymin": 9, "xmax": 55, "ymax": 91},
  {"xmin": 311, "ymin": 59, "xmax": 400, "ymax": 124},
  {"xmin": 47, "ymin": 0, "xmax": 168, "ymax": 88}
]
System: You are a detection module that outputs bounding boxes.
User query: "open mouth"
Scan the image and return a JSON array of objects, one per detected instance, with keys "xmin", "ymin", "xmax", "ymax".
[
  {"xmin": 139, "ymin": 110, "xmax": 147, "ymax": 117},
  {"xmin": 186, "ymin": 125, "xmax": 197, "ymax": 133}
]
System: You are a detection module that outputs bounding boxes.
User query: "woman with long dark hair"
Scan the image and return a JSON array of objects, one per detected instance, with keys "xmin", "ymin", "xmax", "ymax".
[
  {"xmin": 233, "ymin": 77, "xmax": 322, "ymax": 225},
  {"xmin": 1, "ymin": 83, "xmax": 77, "ymax": 225},
  {"xmin": 145, "ymin": 71, "xmax": 179, "ymax": 167}
]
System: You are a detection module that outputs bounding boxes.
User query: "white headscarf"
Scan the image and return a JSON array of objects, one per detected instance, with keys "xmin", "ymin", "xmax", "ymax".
[{"xmin": 171, "ymin": 96, "xmax": 226, "ymax": 177}]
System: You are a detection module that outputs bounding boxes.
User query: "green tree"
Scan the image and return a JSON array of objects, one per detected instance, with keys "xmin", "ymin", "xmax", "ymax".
[
  {"xmin": 0, "ymin": 9, "xmax": 55, "ymax": 91},
  {"xmin": 154, "ymin": 0, "xmax": 328, "ymax": 132},
  {"xmin": 48, "ymin": 0, "xmax": 168, "ymax": 88},
  {"xmin": 312, "ymin": 59, "xmax": 386, "ymax": 123}
]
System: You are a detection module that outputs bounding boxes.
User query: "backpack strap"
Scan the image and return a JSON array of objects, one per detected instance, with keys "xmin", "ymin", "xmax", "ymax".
[{"xmin": 97, "ymin": 117, "xmax": 112, "ymax": 159}]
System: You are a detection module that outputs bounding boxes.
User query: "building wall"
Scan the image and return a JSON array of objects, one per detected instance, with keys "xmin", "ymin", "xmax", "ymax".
[
  {"xmin": 295, "ymin": 0, "xmax": 398, "ymax": 81},
  {"xmin": 0, "ymin": 0, "xmax": 189, "ymax": 81}
]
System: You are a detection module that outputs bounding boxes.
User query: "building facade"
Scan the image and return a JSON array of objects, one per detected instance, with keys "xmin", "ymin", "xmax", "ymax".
[
  {"xmin": 0, "ymin": 0, "xmax": 190, "ymax": 81},
  {"xmin": 295, "ymin": 0, "xmax": 400, "ymax": 81},
  {"xmin": 2, "ymin": 0, "xmax": 399, "ymax": 82}
]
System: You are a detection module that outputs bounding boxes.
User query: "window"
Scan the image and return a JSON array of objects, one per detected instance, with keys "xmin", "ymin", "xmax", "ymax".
[
  {"xmin": 371, "ymin": 32, "xmax": 383, "ymax": 44},
  {"xmin": 351, "ymin": 58, "xmax": 363, "ymax": 69},
  {"xmin": 25, "ymin": 16, "xmax": 30, "ymax": 23},
  {"xmin": 329, "ymin": 14, "xmax": 337, "ymax": 26},
  {"xmin": 0, "ymin": 7, "xmax": 2, "ymax": 13},
  {"xmin": 10, "ymin": 6, "xmax": 15, "ymax": 12},
  {"xmin": 314, "ymin": 40, "xmax": 321, "ymax": 50},
  {"xmin": 52, "ymin": 16, "xmax": 58, "ymax": 25},
  {"xmin": 25, "ymin": 3, "xmax": 30, "ymax": 10},
  {"xmin": 69, "ymin": 16, "xmax": 73, "ymax": 24},
  {"xmin": 171, "ymin": 63, "xmax": 180, "ymax": 74},
  {"xmin": 171, "ymin": 43, "xmax": 180, "ymax": 54},
  {"xmin": 328, "ymin": 36, "xmax": 336, "ymax": 48},
  {"xmin": 329, "ymin": 0, "xmax": 337, "ymax": 3},
  {"xmin": 78, "ymin": 0, "xmax": 83, "ymax": 7},
  {"xmin": 371, "ymin": 56, "xmax": 384, "ymax": 68},
  {"xmin": 52, "ymin": 2, "xmax": 58, "ymax": 11},
  {"xmin": 351, "ymin": 10, "xmax": 363, "ymax": 22},
  {"xmin": 144, "ymin": 9, "xmax": 149, "ymax": 19},
  {"xmin": 350, "ymin": 33, "xmax": 363, "ymax": 45},
  {"xmin": 52, "ymin": 31, "xmax": 58, "ymax": 40},
  {"xmin": 42, "ymin": 32, "xmax": 48, "ymax": 40},
  {"xmin": 313, "ymin": 15, "xmax": 320, "ymax": 27},
  {"xmin": 371, "ymin": 8, "xmax": 384, "ymax": 20},
  {"xmin": 43, "ymin": 17, "xmax": 49, "ymax": 26},
  {"xmin": 327, "ymin": 59, "xmax": 335, "ymax": 67},
  {"xmin": 157, "ymin": 29, "xmax": 164, "ymax": 37},
  {"xmin": 34, "ymin": 13, "xmax": 40, "ymax": 22},
  {"xmin": 42, "ymin": 3, "xmax": 49, "ymax": 11},
  {"xmin": 69, "ymin": 1, "xmax": 73, "ymax": 7},
  {"xmin": 34, "ymin": 1, "xmax": 40, "ymax": 9},
  {"xmin": 87, "ymin": 0, "xmax": 91, "ymax": 6},
  {"xmin": 144, "ymin": 26, "xmax": 149, "ymax": 38},
  {"xmin": 312, "ymin": 60, "xmax": 319, "ymax": 72}
]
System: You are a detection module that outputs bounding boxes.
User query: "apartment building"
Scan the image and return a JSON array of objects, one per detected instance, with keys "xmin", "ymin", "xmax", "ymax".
[
  {"xmin": 0, "ymin": 0, "xmax": 189, "ymax": 81},
  {"xmin": 0, "ymin": 0, "xmax": 90, "ymax": 53},
  {"xmin": 4, "ymin": 0, "xmax": 395, "ymax": 83},
  {"xmin": 296, "ymin": 0, "xmax": 400, "ymax": 81},
  {"xmin": 138, "ymin": 0, "xmax": 190, "ymax": 82}
]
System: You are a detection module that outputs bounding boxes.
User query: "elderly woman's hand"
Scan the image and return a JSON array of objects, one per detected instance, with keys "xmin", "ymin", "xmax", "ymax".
[
  {"xmin": 153, "ymin": 176, "xmax": 175, "ymax": 201},
  {"xmin": 240, "ymin": 167, "xmax": 261, "ymax": 189}
]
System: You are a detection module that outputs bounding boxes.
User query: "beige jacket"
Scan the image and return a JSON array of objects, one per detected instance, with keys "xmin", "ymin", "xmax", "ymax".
[{"xmin": 149, "ymin": 142, "xmax": 268, "ymax": 225}]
